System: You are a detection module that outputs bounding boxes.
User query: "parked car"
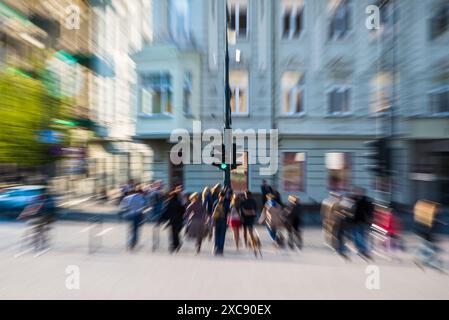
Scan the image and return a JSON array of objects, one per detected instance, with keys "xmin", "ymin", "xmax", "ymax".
[{"xmin": 0, "ymin": 185, "xmax": 46, "ymax": 218}]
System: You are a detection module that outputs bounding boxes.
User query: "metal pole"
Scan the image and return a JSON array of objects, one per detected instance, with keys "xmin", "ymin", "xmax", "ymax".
[
  {"xmin": 223, "ymin": 5, "xmax": 232, "ymax": 188},
  {"xmin": 389, "ymin": 0, "xmax": 398, "ymax": 206}
]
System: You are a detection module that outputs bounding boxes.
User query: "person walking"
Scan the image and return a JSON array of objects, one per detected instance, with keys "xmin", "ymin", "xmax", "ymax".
[
  {"xmin": 272, "ymin": 188, "xmax": 284, "ymax": 207},
  {"xmin": 119, "ymin": 186, "xmax": 147, "ymax": 251},
  {"xmin": 148, "ymin": 180, "xmax": 165, "ymax": 222},
  {"xmin": 210, "ymin": 183, "xmax": 221, "ymax": 207},
  {"xmin": 202, "ymin": 186, "xmax": 212, "ymax": 215},
  {"xmin": 119, "ymin": 179, "xmax": 135, "ymax": 203},
  {"xmin": 260, "ymin": 180, "xmax": 273, "ymax": 207},
  {"xmin": 184, "ymin": 192, "xmax": 207, "ymax": 254},
  {"xmin": 284, "ymin": 195, "xmax": 303, "ymax": 250},
  {"xmin": 371, "ymin": 203, "xmax": 403, "ymax": 260},
  {"xmin": 259, "ymin": 193, "xmax": 286, "ymax": 248},
  {"xmin": 228, "ymin": 194, "xmax": 242, "ymax": 250},
  {"xmin": 18, "ymin": 188, "xmax": 58, "ymax": 251},
  {"xmin": 352, "ymin": 187, "xmax": 374, "ymax": 259},
  {"xmin": 333, "ymin": 195, "xmax": 355, "ymax": 259},
  {"xmin": 212, "ymin": 190, "xmax": 230, "ymax": 256},
  {"xmin": 321, "ymin": 192, "xmax": 342, "ymax": 248},
  {"xmin": 241, "ymin": 191, "xmax": 257, "ymax": 247},
  {"xmin": 413, "ymin": 200, "xmax": 445, "ymax": 271},
  {"xmin": 161, "ymin": 185, "xmax": 185, "ymax": 253},
  {"xmin": 202, "ymin": 186, "xmax": 213, "ymax": 241}
]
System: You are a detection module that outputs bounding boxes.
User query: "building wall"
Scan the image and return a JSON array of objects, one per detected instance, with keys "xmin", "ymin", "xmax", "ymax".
[{"xmin": 135, "ymin": 0, "xmax": 449, "ymax": 205}]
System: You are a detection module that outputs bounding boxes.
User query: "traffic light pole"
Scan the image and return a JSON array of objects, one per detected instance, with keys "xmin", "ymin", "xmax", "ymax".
[{"xmin": 223, "ymin": 6, "xmax": 232, "ymax": 189}]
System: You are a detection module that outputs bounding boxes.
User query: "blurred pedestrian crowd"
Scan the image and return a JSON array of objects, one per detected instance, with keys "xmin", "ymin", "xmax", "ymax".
[
  {"xmin": 114, "ymin": 179, "xmax": 446, "ymax": 272},
  {"xmin": 12, "ymin": 179, "xmax": 446, "ymax": 273}
]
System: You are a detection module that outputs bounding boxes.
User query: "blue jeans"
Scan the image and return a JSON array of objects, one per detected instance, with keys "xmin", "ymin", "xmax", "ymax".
[
  {"xmin": 335, "ymin": 219, "xmax": 348, "ymax": 255},
  {"xmin": 266, "ymin": 223, "xmax": 277, "ymax": 242},
  {"xmin": 214, "ymin": 218, "xmax": 227, "ymax": 255},
  {"xmin": 353, "ymin": 224, "xmax": 368, "ymax": 255},
  {"xmin": 129, "ymin": 215, "xmax": 142, "ymax": 249}
]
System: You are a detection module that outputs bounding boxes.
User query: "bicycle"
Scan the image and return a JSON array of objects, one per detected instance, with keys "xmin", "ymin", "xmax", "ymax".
[
  {"xmin": 18, "ymin": 199, "xmax": 55, "ymax": 253},
  {"xmin": 19, "ymin": 216, "xmax": 53, "ymax": 252}
]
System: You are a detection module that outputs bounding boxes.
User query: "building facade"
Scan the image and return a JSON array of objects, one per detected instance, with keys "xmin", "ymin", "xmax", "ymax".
[
  {"xmin": 87, "ymin": 0, "xmax": 153, "ymax": 196},
  {"xmin": 134, "ymin": 0, "xmax": 449, "ymax": 206},
  {"xmin": 0, "ymin": 0, "xmax": 153, "ymax": 197}
]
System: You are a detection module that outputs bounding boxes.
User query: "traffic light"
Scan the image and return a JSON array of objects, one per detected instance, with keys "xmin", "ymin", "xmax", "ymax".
[
  {"xmin": 212, "ymin": 144, "xmax": 226, "ymax": 171},
  {"xmin": 212, "ymin": 143, "xmax": 240, "ymax": 171},
  {"xmin": 364, "ymin": 138, "xmax": 392, "ymax": 177}
]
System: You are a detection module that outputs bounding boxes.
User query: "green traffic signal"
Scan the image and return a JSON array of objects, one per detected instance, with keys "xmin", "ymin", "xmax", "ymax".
[{"xmin": 220, "ymin": 163, "xmax": 228, "ymax": 170}]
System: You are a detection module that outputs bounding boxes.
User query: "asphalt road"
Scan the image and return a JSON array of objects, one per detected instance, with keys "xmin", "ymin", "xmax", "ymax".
[{"xmin": 0, "ymin": 220, "xmax": 448, "ymax": 300}]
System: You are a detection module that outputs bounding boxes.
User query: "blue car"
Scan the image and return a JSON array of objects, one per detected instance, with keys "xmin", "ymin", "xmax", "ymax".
[{"xmin": 0, "ymin": 185, "xmax": 46, "ymax": 218}]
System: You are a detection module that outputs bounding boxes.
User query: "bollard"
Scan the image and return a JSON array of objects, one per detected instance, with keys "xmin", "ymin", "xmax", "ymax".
[
  {"xmin": 152, "ymin": 222, "xmax": 160, "ymax": 252},
  {"xmin": 88, "ymin": 215, "xmax": 103, "ymax": 254}
]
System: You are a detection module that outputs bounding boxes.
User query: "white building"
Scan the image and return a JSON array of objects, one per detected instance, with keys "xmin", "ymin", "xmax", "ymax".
[
  {"xmin": 88, "ymin": 0, "xmax": 153, "ymax": 194},
  {"xmin": 133, "ymin": 0, "xmax": 449, "ymax": 207}
]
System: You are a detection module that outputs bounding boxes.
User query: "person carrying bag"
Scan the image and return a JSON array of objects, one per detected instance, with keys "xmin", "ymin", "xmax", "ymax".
[
  {"xmin": 228, "ymin": 195, "xmax": 242, "ymax": 250},
  {"xmin": 259, "ymin": 194, "xmax": 286, "ymax": 247}
]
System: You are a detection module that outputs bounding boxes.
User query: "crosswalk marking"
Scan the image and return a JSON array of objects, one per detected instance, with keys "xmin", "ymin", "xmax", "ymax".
[{"xmin": 96, "ymin": 227, "xmax": 113, "ymax": 237}]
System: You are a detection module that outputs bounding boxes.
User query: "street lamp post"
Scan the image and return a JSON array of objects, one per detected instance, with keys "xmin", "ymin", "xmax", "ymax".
[{"xmin": 223, "ymin": 6, "xmax": 232, "ymax": 188}]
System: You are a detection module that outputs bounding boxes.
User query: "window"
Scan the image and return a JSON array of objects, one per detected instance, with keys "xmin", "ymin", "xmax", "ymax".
[
  {"xmin": 231, "ymin": 151, "xmax": 248, "ymax": 193},
  {"xmin": 282, "ymin": 152, "xmax": 306, "ymax": 192},
  {"xmin": 328, "ymin": 86, "xmax": 351, "ymax": 114},
  {"xmin": 228, "ymin": 0, "xmax": 248, "ymax": 43},
  {"xmin": 169, "ymin": 0, "xmax": 191, "ymax": 43},
  {"xmin": 430, "ymin": 87, "xmax": 449, "ymax": 115},
  {"xmin": 282, "ymin": 72, "xmax": 305, "ymax": 115},
  {"xmin": 282, "ymin": 0, "xmax": 304, "ymax": 39},
  {"xmin": 430, "ymin": 4, "xmax": 449, "ymax": 40},
  {"xmin": 139, "ymin": 72, "xmax": 173, "ymax": 114},
  {"xmin": 371, "ymin": 73, "xmax": 393, "ymax": 113},
  {"xmin": 183, "ymin": 72, "xmax": 193, "ymax": 116},
  {"xmin": 326, "ymin": 152, "xmax": 352, "ymax": 191},
  {"xmin": 329, "ymin": 0, "xmax": 351, "ymax": 40},
  {"xmin": 230, "ymin": 70, "xmax": 249, "ymax": 115},
  {"xmin": 375, "ymin": 0, "xmax": 396, "ymax": 40}
]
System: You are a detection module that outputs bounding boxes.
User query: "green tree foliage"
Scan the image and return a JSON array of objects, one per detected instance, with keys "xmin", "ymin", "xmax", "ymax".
[{"xmin": 0, "ymin": 69, "xmax": 64, "ymax": 166}]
